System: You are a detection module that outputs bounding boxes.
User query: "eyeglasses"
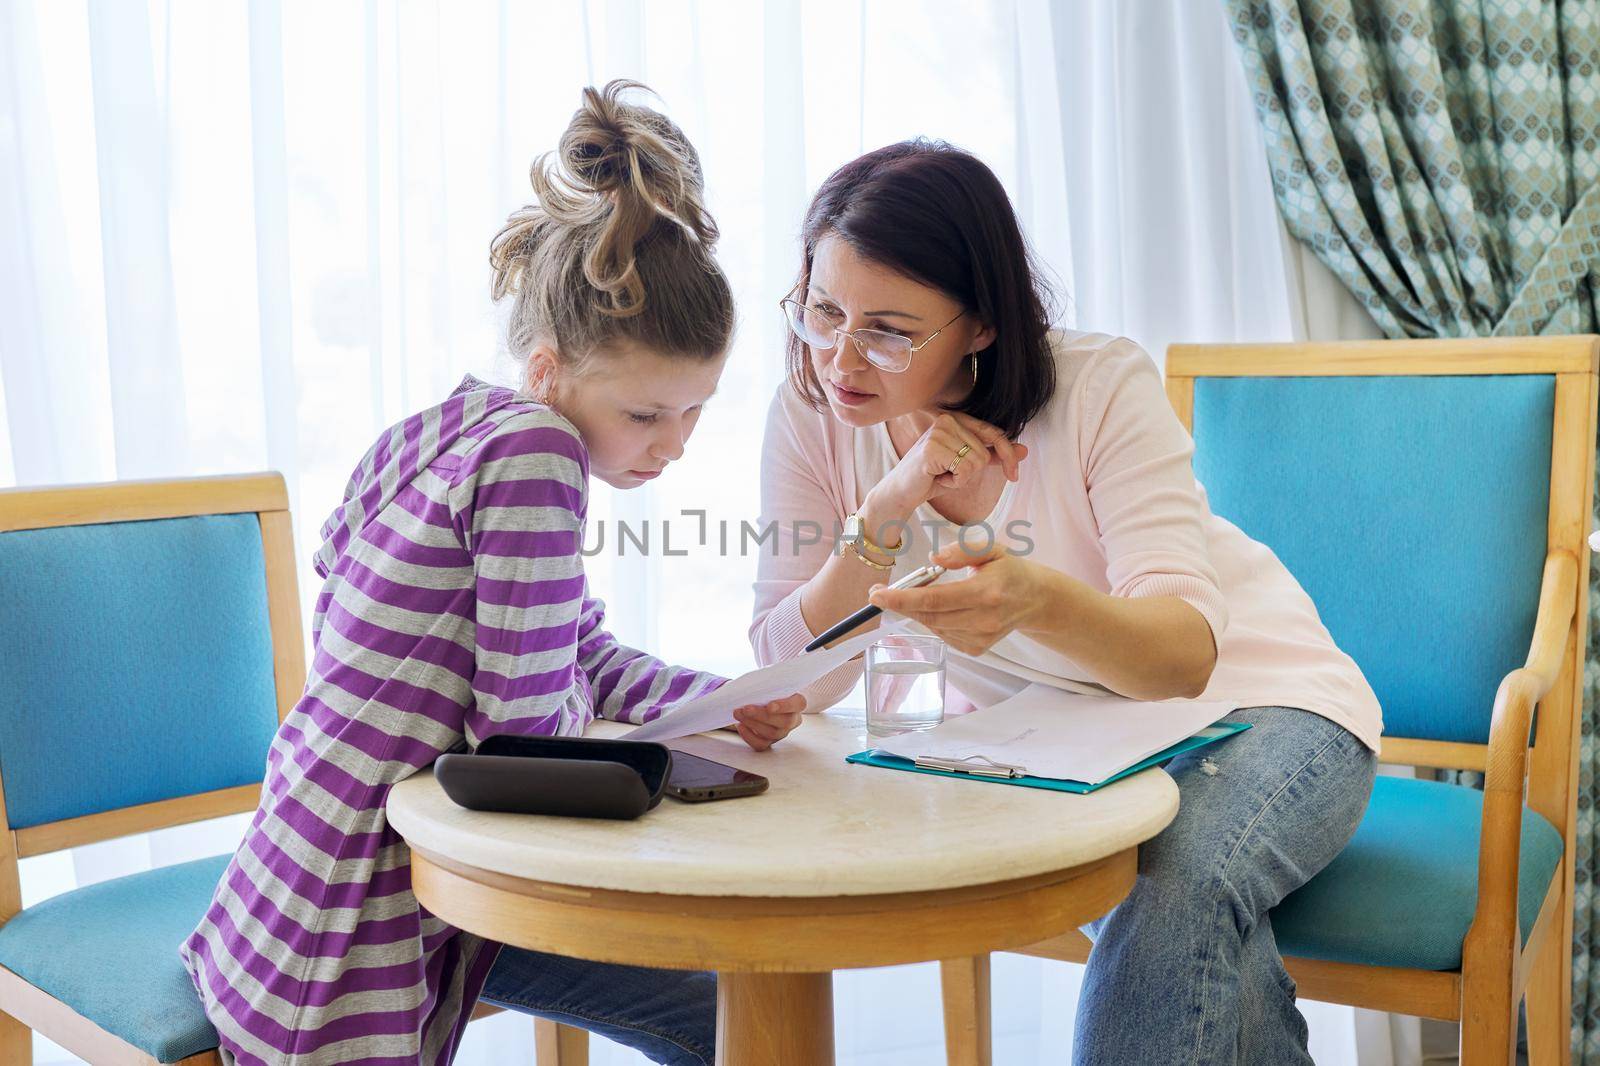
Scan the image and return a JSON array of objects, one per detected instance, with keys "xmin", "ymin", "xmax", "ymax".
[{"xmin": 778, "ymin": 286, "xmax": 965, "ymax": 374}]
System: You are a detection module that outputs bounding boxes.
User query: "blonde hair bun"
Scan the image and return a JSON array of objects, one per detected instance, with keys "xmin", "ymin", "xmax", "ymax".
[
  {"xmin": 488, "ymin": 81, "xmax": 734, "ymax": 369},
  {"xmin": 527, "ymin": 80, "xmax": 717, "ymax": 317}
]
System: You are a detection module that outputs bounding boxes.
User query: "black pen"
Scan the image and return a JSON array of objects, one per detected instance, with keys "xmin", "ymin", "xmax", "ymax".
[{"xmin": 803, "ymin": 564, "xmax": 947, "ymax": 652}]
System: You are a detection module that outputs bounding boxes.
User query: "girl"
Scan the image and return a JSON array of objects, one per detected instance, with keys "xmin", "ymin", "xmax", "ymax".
[
  {"xmin": 182, "ymin": 82, "xmax": 799, "ymax": 1066},
  {"xmin": 751, "ymin": 139, "xmax": 1380, "ymax": 1065}
]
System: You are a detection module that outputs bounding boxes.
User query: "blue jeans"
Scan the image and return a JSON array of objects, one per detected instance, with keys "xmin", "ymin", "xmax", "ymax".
[
  {"xmin": 1074, "ymin": 705, "xmax": 1376, "ymax": 1065},
  {"xmin": 479, "ymin": 948, "xmax": 715, "ymax": 1066}
]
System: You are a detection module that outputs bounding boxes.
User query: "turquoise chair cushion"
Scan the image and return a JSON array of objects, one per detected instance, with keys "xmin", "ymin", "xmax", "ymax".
[
  {"xmin": 1272, "ymin": 776, "xmax": 1562, "ymax": 971},
  {"xmin": 0, "ymin": 853, "xmax": 225, "ymax": 1062},
  {"xmin": 0, "ymin": 514, "xmax": 279, "ymax": 828},
  {"xmin": 1192, "ymin": 374, "xmax": 1552, "ymax": 745}
]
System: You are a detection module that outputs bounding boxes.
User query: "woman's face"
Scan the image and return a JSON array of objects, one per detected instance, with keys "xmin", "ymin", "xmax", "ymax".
[
  {"xmin": 803, "ymin": 234, "xmax": 994, "ymax": 428},
  {"xmin": 533, "ymin": 342, "xmax": 726, "ymax": 490}
]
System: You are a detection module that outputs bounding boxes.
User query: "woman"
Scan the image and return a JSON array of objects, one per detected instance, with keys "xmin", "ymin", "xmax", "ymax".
[
  {"xmin": 750, "ymin": 139, "xmax": 1381, "ymax": 1065},
  {"xmin": 181, "ymin": 82, "xmax": 797, "ymax": 1066}
]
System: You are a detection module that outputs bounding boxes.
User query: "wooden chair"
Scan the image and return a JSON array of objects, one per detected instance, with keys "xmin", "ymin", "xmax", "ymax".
[
  {"xmin": 531, "ymin": 1018, "xmax": 589, "ymax": 1064},
  {"xmin": 0, "ymin": 474, "xmax": 303, "ymax": 1063},
  {"xmin": 938, "ymin": 335, "xmax": 1599, "ymax": 1066},
  {"xmin": 0, "ymin": 473, "xmax": 573, "ymax": 1065}
]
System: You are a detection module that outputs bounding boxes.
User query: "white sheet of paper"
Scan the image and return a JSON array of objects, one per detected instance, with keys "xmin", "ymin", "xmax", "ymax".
[
  {"xmin": 626, "ymin": 621, "xmax": 905, "ymax": 743},
  {"xmin": 874, "ymin": 682, "xmax": 1237, "ymax": 783}
]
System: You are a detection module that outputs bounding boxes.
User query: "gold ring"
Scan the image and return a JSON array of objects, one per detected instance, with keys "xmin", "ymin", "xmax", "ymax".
[{"xmin": 947, "ymin": 443, "xmax": 973, "ymax": 473}]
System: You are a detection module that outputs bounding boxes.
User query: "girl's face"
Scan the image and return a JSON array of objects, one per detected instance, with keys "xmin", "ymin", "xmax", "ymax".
[
  {"xmin": 531, "ymin": 342, "xmax": 727, "ymax": 489},
  {"xmin": 803, "ymin": 234, "xmax": 994, "ymax": 428}
]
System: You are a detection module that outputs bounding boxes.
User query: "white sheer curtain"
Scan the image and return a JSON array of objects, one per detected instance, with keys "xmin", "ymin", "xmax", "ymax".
[{"xmin": 2, "ymin": 1, "xmax": 1394, "ymax": 1063}]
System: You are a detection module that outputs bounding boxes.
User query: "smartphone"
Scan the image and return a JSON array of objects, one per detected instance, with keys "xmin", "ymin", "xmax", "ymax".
[{"xmin": 665, "ymin": 750, "xmax": 769, "ymax": 803}]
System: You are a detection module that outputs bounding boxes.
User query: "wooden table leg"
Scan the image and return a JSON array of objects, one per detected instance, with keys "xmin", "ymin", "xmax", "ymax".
[
  {"xmin": 715, "ymin": 971, "xmax": 834, "ymax": 1066},
  {"xmin": 940, "ymin": 956, "xmax": 992, "ymax": 1066}
]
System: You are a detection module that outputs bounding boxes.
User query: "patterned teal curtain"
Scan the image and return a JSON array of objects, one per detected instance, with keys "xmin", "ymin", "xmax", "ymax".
[{"xmin": 1222, "ymin": 0, "xmax": 1600, "ymax": 1057}]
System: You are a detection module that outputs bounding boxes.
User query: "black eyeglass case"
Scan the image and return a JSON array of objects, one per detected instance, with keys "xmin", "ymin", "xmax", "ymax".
[{"xmin": 434, "ymin": 734, "xmax": 672, "ymax": 820}]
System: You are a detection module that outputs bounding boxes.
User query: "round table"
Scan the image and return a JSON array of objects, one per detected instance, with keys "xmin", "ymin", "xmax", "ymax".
[{"xmin": 387, "ymin": 710, "xmax": 1179, "ymax": 1065}]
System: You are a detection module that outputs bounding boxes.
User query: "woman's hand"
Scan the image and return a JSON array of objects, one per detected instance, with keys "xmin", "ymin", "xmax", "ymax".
[
  {"xmin": 866, "ymin": 539, "xmax": 1052, "ymax": 656},
  {"xmin": 866, "ymin": 413, "xmax": 1028, "ymax": 524},
  {"xmin": 729, "ymin": 693, "xmax": 807, "ymax": 751}
]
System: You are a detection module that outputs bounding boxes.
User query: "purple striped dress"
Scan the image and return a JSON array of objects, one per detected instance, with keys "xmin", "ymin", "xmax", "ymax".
[{"xmin": 181, "ymin": 377, "xmax": 723, "ymax": 1065}]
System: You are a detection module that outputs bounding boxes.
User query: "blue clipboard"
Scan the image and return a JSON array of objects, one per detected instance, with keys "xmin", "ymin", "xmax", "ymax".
[{"xmin": 845, "ymin": 721, "xmax": 1251, "ymax": 794}]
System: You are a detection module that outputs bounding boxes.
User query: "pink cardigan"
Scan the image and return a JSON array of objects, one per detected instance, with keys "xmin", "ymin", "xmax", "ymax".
[{"xmin": 749, "ymin": 330, "xmax": 1382, "ymax": 752}]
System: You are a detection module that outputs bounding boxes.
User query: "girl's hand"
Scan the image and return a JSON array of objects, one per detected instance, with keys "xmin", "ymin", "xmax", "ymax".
[
  {"xmin": 730, "ymin": 693, "xmax": 807, "ymax": 751},
  {"xmin": 866, "ymin": 539, "xmax": 1050, "ymax": 656},
  {"xmin": 872, "ymin": 413, "xmax": 1027, "ymax": 519}
]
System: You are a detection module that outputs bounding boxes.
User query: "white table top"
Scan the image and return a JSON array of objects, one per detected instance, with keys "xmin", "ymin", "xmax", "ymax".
[{"xmin": 387, "ymin": 709, "xmax": 1180, "ymax": 898}]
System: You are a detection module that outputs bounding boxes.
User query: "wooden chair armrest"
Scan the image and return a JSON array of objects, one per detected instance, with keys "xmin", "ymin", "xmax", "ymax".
[
  {"xmin": 1465, "ymin": 550, "xmax": 1578, "ymax": 964},
  {"xmin": 1483, "ymin": 550, "xmax": 1577, "ymax": 797}
]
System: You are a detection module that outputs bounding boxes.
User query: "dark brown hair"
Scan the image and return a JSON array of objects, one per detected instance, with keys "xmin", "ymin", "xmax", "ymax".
[
  {"xmin": 490, "ymin": 80, "xmax": 734, "ymax": 373},
  {"xmin": 786, "ymin": 139, "xmax": 1057, "ymax": 438}
]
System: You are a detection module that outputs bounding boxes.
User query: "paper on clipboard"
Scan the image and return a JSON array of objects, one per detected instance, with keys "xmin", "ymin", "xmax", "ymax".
[
  {"xmin": 874, "ymin": 682, "xmax": 1236, "ymax": 784},
  {"xmin": 626, "ymin": 621, "xmax": 906, "ymax": 743}
]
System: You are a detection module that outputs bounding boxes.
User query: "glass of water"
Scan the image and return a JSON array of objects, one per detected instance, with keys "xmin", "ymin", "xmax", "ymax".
[{"xmin": 865, "ymin": 634, "xmax": 946, "ymax": 738}]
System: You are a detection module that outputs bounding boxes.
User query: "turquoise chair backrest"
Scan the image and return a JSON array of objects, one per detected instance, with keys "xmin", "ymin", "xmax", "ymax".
[
  {"xmin": 1190, "ymin": 374, "xmax": 1554, "ymax": 745},
  {"xmin": 0, "ymin": 513, "xmax": 280, "ymax": 829}
]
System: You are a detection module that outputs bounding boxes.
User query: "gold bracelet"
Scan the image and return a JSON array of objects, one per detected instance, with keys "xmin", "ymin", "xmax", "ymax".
[{"xmin": 843, "ymin": 540, "xmax": 894, "ymax": 570}]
